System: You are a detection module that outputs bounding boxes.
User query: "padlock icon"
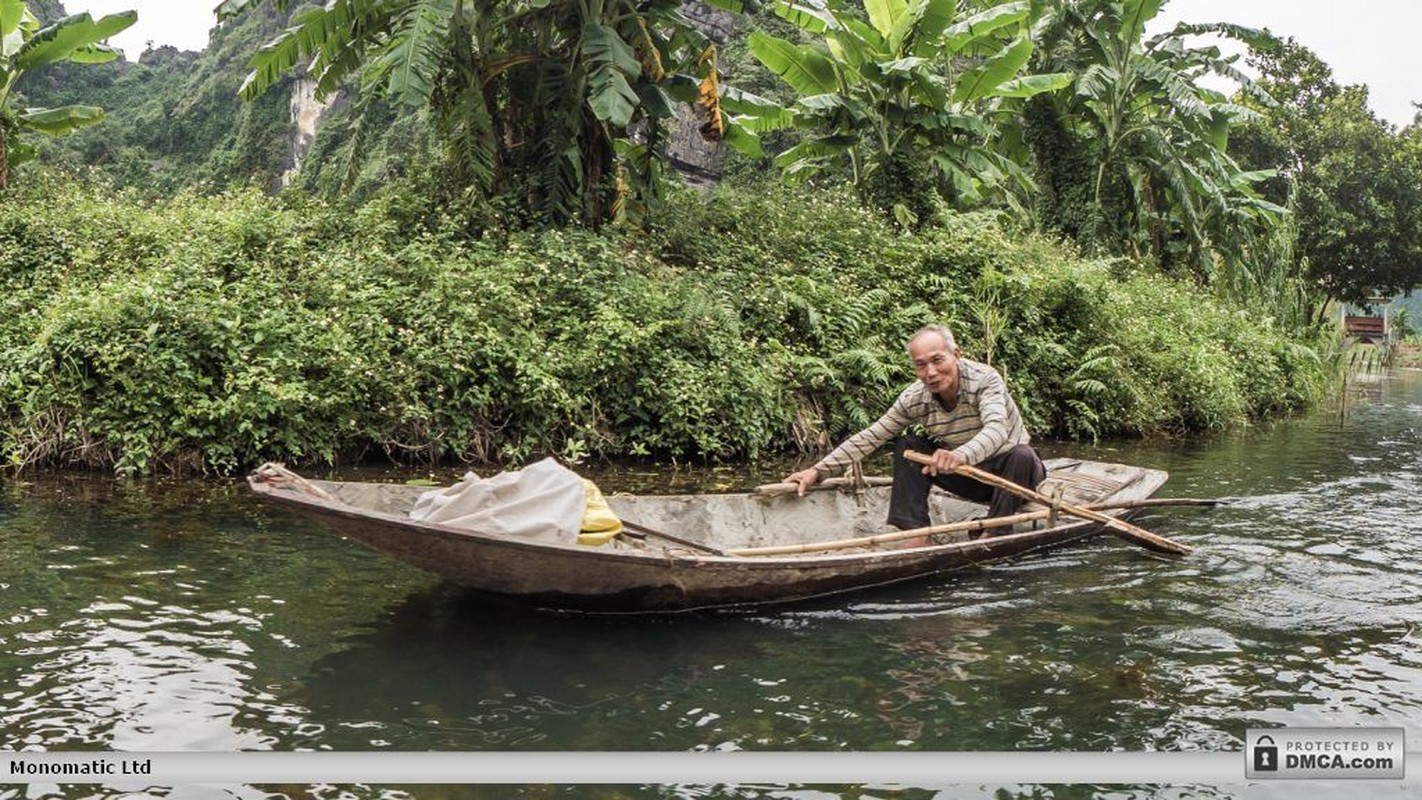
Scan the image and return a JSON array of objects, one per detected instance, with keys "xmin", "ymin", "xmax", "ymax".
[{"xmin": 1253, "ymin": 735, "xmax": 1279, "ymax": 772}]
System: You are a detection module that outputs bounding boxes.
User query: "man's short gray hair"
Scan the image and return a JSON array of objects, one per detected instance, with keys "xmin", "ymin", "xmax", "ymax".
[{"xmin": 908, "ymin": 324, "xmax": 957, "ymax": 353}]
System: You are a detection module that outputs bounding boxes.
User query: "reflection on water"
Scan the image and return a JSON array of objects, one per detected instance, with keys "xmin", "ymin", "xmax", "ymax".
[{"xmin": 5, "ymin": 371, "xmax": 1422, "ymax": 798}]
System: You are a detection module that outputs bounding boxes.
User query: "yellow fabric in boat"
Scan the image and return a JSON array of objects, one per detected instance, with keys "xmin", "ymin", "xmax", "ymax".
[{"xmin": 577, "ymin": 479, "xmax": 623, "ymax": 546}]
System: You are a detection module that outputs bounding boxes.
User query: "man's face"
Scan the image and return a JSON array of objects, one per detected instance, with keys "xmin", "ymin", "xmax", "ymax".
[{"xmin": 909, "ymin": 333, "xmax": 959, "ymax": 395}]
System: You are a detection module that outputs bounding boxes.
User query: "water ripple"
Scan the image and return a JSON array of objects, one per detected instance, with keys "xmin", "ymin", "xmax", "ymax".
[{"xmin": 6, "ymin": 373, "xmax": 1422, "ymax": 800}]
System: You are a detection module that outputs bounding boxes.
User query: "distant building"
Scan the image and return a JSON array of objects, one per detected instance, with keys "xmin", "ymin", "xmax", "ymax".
[{"xmin": 1341, "ymin": 296, "xmax": 1392, "ymax": 343}]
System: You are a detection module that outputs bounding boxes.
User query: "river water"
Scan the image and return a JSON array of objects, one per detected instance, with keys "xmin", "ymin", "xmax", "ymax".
[{"xmin": 3, "ymin": 369, "xmax": 1422, "ymax": 800}]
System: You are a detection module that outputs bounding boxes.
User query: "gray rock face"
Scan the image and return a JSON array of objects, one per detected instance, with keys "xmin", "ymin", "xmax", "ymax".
[
  {"xmin": 276, "ymin": 1, "xmax": 742, "ymax": 191},
  {"xmin": 665, "ymin": 0, "xmax": 744, "ymax": 190},
  {"xmin": 282, "ymin": 79, "xmax": 341, "ymax": 187}
]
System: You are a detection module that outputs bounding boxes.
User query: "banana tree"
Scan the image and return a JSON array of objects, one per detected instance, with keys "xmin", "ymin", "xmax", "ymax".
[
  {"xmin": 729, "ymin": 0, "xmax": 1070, "ymax": 221},
  {"xmin": 218, "ymin": 0, "xmax": 755, "ymax": 227},
  {"xmin": 1029, "ymin": 0, "xmax": 1279, "ymax": 272},
  {"xmin": 0, "ymin": 1, "xmax": 136, "ymax": 188}
]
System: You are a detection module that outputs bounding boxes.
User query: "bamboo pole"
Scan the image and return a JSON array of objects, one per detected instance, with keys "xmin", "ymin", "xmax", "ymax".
[
  {"xmin": 1095, "ymin": 497, "xmax": 1223, "ymax": 509},
  {"xmin": 753, "ymin": 476, "xmax": 894, "ymax": 495},
  {"xmin": 903, "ymin": 451, "xmax": 1192, "ymax": 556},
  {"xmin": 728, "ymin": 508, "xmax": 1053, "ymax": 556},
  {"xmin": 727, "ymin": 496, "xmax": 1218, "ymax": 557}
]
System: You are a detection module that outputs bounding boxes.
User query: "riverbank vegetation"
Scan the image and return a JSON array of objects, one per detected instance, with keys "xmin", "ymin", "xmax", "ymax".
[
  {"xmin": 3, "ymin": 0, "xmax": 1412, "ymax": 474},
  {"xmin": 0, "ymin": 178, "xmax": 1328, "ymax": 474}
]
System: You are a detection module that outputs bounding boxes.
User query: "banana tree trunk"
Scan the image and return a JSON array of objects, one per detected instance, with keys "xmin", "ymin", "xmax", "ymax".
[{"xmin": 0, "ymin": 121, "xmax": 8, "ymax": 190}]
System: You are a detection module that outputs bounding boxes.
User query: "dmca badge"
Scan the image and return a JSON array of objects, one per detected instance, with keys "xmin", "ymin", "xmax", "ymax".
[{"xmin": 1246, "ymin": 727, "xmax": 1405, "ymax": 780}]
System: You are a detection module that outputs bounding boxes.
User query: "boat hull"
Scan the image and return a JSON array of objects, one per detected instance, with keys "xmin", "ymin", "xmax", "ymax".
[{"xmin": 249, "ymin": 461, "xmax": 1168, "ymax": 612}]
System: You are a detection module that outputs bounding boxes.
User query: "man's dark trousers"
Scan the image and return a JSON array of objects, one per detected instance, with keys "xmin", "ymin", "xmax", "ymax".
[{"xmin": 887, "ymin": 435, "xmax": 1046, "ymax": 531}]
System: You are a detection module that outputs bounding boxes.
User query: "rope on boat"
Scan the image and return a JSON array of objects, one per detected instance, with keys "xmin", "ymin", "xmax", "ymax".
[
  {"xmin": 251, "ymin": 462, "xmax": 340, "ymax": 503},
  {"xmin": 1048, "ymin": 482, "xmax": 1065, "ymax": 527},
  {"xmin": 847, "ymin": 460, "xmax": 870, "ymax": 496}
]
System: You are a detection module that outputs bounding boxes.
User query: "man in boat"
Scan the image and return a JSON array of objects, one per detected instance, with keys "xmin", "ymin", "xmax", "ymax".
[{"xmin": 783, "ymin": 324, "xmax": 1045, "ymax": 536}]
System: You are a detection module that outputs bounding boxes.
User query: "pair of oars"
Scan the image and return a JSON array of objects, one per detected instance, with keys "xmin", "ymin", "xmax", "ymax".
[
  {"xmin": 901, "ymin": 451, "xmax": 1192, "ymax": 556},
  {"xmin": 627, "ymin": 456, "xmax": 1194, "ymax": 558}
]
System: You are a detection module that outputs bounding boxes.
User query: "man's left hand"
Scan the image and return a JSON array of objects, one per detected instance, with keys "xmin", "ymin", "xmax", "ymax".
[{"xmin": 920, "ymin": 448, "xmax": 966, "ymax": 476}]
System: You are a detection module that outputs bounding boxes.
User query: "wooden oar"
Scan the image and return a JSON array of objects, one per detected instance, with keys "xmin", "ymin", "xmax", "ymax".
[
  {"xmin": 620, "ymin": 519, "xmax": 732, "ymax": 557},
  {"xmin": 903, "ymin": 451, "xmax": 1193, "ymax": 556}
]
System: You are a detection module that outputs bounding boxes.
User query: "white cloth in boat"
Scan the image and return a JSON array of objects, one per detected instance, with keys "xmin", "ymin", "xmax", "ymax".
[{"xmin": 407, "ymin": 457, "xmax": 584, "ymax": 543}]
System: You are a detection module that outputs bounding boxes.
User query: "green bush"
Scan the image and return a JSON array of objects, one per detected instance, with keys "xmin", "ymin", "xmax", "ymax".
[{"xmin": 0, "ymin": 178, "xmax": 1330, "ymax": 474}]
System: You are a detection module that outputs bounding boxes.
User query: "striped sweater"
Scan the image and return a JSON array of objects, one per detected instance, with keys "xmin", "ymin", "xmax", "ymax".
[{"xmin": 812, "ymin": 357, "xmax": 1030, "ymax": 477}]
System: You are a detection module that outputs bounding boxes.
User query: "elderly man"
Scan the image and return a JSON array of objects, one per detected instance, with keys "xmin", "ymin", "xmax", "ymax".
[{"xmin": 783, "ymin": 324, "xmax": 1045, "ymax": 535}]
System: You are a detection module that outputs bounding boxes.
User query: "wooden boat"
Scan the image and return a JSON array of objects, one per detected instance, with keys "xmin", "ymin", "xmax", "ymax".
[{"xmin": 247, "ymin": 458, "xmax": 1168, "ymax": 612}]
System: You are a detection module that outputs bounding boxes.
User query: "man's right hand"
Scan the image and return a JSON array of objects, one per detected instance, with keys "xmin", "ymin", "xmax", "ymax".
[{"xmin": 784, "ymin": 467, "xmax": 821, "ymax": 497}]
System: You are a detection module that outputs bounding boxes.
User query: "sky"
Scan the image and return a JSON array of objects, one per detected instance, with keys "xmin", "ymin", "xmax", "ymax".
[
  {"xmin": 63, "ymin": 0, "xmax": 1421, "ymax": 127},
  {"xmin": 1151, "ymin": 0, "xmax": 1421, "ymax": 127},
  {"xmin": 70, "ymin": 0, "xmax": 216, "ymax": 56}
]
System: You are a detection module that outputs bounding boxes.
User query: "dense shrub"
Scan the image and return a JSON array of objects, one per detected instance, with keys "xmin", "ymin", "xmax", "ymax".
[{"xmin": 0, "ymin": 179, "xmax": 1330, "ymax": 474}]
